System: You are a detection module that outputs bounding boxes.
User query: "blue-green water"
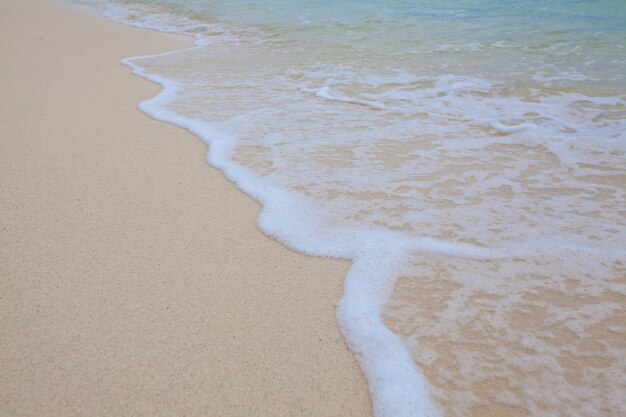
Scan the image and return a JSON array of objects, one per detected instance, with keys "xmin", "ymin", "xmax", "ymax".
[
  {"xmin": 114, "ymin": 0, "xmax": 626, "ymax": 87},
  {"xmin": 87, "ymin": 1, "xmax": 626, "ymax": 416}
]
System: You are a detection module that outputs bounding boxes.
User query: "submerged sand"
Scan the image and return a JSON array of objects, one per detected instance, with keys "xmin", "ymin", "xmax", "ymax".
[{"xmin": 0, "ymin": 0, "xmax": 371, "ymax": 415}]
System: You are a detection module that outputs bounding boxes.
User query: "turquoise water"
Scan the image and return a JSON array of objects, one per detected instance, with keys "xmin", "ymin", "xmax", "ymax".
[
  {"xmin": 86, "ymin": 0, "xmax": 626, "ymax": 416},
  {"xmin": 115, "ymin": 0, "xmax": 626, "ymax": 87}
]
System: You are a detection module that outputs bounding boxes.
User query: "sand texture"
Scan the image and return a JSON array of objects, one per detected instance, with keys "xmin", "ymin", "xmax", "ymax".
[{"xmin": 0, "ymin": 0, "xmax": 372, "ymax": 415}]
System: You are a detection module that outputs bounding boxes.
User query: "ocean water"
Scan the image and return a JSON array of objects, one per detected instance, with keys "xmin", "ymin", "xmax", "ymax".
[{"xmin": 81, "ymin": 0, "xmax": 625, "ymax": 416}]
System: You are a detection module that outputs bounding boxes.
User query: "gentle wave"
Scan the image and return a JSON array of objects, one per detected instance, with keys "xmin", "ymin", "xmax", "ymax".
[{"xmin": 83, "ymin": 1, "xmax": 626, "ymax": 416}]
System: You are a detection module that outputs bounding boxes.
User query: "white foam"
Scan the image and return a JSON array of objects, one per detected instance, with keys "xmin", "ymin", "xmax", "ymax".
[
  {"xmin": 123, "ymin": 52, "xmax": 459, "ymax": 417},
  {"xmin": 310, "ymin": 86, "xmax": 388, "ymax": 111},
  {"xmin": 90, "ymin": 1, "xmax": 626, "ymax": 415},
  {"xmin": 93, "ymin": 0, "xmax": 261, "ymax": 46},
  {"xmin": 490, "ymin": 121, "xmax": 538, "ymax": 134}
]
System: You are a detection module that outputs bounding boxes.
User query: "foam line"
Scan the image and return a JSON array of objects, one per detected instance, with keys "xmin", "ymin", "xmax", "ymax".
[
  {"xmin": 490, "ymin": 121, "xmax": 538, "ymax": 134},
  {"xmin": 102, "ymin": 2, "xmax": 626, "ymax": 415},
  {"xmin": 338, "ymin": 248, "xmax": 440, "ymax": 417},
  {"xmin": 123, "ymin": 52, "xmax": 451, "ymax": 416}
]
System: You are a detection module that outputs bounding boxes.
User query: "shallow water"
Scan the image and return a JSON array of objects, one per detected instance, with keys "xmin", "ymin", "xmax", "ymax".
[{"xmin": 83, "ymin": 0, "xmax": 626, "ymax": 415}]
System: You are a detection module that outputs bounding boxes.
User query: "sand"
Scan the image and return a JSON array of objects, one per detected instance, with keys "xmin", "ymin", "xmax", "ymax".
[{"xmin": 0, "ymin": 0, "xmax": 372, "ymax": 415}]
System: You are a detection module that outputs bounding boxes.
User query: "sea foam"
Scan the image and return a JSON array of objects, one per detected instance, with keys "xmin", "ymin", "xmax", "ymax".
[{"xmin": 86, "ymin": 0, "xmax": 626, "ymax": 415}]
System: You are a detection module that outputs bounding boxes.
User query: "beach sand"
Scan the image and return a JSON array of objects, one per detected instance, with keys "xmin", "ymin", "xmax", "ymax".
[{"xmin": 0, "ymin": 0, "xmax": 372, "ymax": 415}]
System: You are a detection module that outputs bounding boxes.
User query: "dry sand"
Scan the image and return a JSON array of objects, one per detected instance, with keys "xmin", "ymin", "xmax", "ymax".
[{"xmin": 0, "ymin": 0, "xmax": 372, "ymax": 415}]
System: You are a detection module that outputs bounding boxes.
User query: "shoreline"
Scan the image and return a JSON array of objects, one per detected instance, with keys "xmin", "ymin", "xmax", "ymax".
[{"xmin": 0, "ymin": 0, "xmax": 372, "ymax": 415}]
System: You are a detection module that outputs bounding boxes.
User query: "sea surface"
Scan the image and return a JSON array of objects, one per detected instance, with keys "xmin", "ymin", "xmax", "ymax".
[{"xmin": 80, "ymin": 0, "xmax": 625, "ymax": 416}]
